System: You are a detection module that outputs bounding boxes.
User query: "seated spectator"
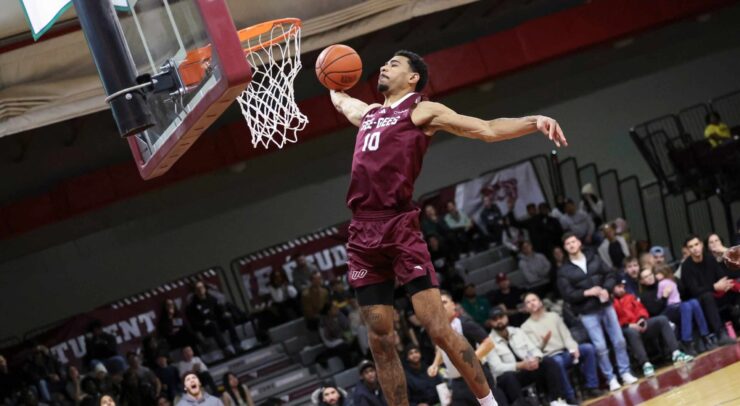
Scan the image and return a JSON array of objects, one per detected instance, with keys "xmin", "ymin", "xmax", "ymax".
[
  {"xmin": 436, "ymin": 263, "xmax": 466, "ymax": 302},
  {"xmin": 486, "ymin": 273, "xmax": 526, "ymax": 327},
  {"xmin": 62, "ymin": 365, "xmax": 83, "ymax": 406},
  {"xmin": 291, "ymin": 253, "xmax": 318, "ymax": 292},
  {"xmin": 619, "ymin": 256, "xmax": 640, "ymax": 296},
  {"xmin": 427, "ymin": 293, "xmax": 507, "ymax": 406},
  {"xmin": 598, "ymin": 223, "xmax": 629, "ymax": 271},
  {"xmin": 84, "ymin": 320, "xmax": 128, "ymax": 374},
  {"xmin": 680, "ymin": 235, "xmax": 738, "ymax": 345},
  {"xmin": 221, "ymin": 372, "xmax": 254, "ymax": 406},
  {"xmin": 486, "ymin": 307, "xmax": 574, "ymax": 406},
  {"xmin": 152, "ymin": 355, "xmax": 181, "ymax": 402},
  {"xmin": 123, "ymin": 352, "xmax": 161, "ymax": 404},
  {"xmin": 302, "ymin": 272, "xmax": 330, "ymax": 331},
  {"xmin": 176, "ymin": 373, "xmax": 220, "ymax": 406},
  {"xmin": 639, "ymin": 267, "xmax": 715, "ymax": 355},
  {"xmin": 347, "ymin": 298, "xmax": 370, "ymax": 357},
  {"xmin": 392, "ymin": 309, "xmax": 419, "ymax": 354},
  {"xmin": 538, "ymin": 203, "xmax": 565, "ymax": 257},
  {"xmin": 521, "ymin": 292, "xmax": 605, "ymax": 402},
  {"xmin": 310, "ymin": 385, "xmax": 350, "ymax": 406},
  {"xmin": 612, "ymin": 280, "xmax": 693, "ymax": 377},
  {"xmin": 158, "ymin": 395, "xmax": 173, "ymax": 406},
  {"xmin": 100, "ymin": 394, "xmax": 117, "ymax": 406},
  {"xmin": 318, "ymin": 302, "xmax": 359, "ymax": 368},
  {"xmin": 421, "ymin": 205, "xmax": 457, "ymax": 258},
  {"xmin": 649, "ymin": 246, "xmax": 671, "ymax": 266},
  {"xmin": 707, "ymin": 233, "xmax": 729, "ymax": 263},
  {"xmin": 460, "ymin": 283, "xmax": 492, "ymax": 326},
  {"xmin": 22, "ymin": 344, "xmax": 64, "ymax": 404},
  {"xmin": 329, "ymin": 277, "xmax": 351, "ymax": 313},
  {"xmin": 445, "ymin": 200, "xmax": 484, "ymax": 253},
  {"xmin": 557, "ymin": 233, "xmax": 637, "ymax": 391},
  {"xmin": 186, "ymin": 281, "xmax": 245, "ymax": 357},
  {"xmin": 508, "ymin": 203, "xmax": 541, "ymax": 250},
  {"xmin": 267, "ymin": 268, "xmax": 300, "ymax": 323},
  {"xmin": 142, "ymin": 333, "xmax": 171, "ymax": 369},
  {"xmin": 704, "ymin": 111, "xmax": 732, "ymax": 148},
  {"xmin": 176, "ymin": 347, "xmax": 217, "ymax": 395},
  {"xmin": 91, "ymin": 363, "xmax": 118, "ymax": 400},
  {"xmin": 78, "ymin": 376, "xmax": 101, "ymax": 406},
  {"xmin": 427, "ymin": 235, "xmax": 454, "ymax": 273},
  {"xmin": 159, "ymin": 299, "xmax": 202, "ymax": 352},
  {"xmin": 0, "ymin": 355, "xmax": 23, "ymax": 405},
  {"xmin": 480, "ymin": 195, "xmax": 505, "ymax": 245},
  {"xmin": 351, "ymin": 360, "xmax": 387, "ymax": 406},
  {"xmin": 517, "ymin": 241, "xmax": 551, "ymax": 293},
  {"xmin": 549, "ymin": 247, "xmax": 566, "ymax": 298},
  {"xmin": 402, "ymin": 345, "xmax": 441, "ymax": 406},
  {"xmin": 559, "ymin": 200, "xmax": 595, "ymax": 245},
  {"xmin": 501, "ymin": 216, "xmax": 527, "ymax": 254},
  {"xmin": 580, "ymin": 183, "xmax": 605, "ymax": 230}
]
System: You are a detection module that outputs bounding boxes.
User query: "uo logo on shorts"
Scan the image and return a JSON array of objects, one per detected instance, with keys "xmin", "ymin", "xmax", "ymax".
[{"xmin": 350, "ymin": 269, "xmax": 368, "ymax": 280}]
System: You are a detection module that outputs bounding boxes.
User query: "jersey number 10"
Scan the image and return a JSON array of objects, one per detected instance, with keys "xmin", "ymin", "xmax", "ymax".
[{"xmin": 362, "ymin": 131, "xmax": 381, "ymax": 152}]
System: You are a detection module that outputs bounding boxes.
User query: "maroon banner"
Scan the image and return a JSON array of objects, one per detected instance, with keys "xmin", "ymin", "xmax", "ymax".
[
  {"xmin": 233, "ymin": 225, "xmax": 349, "ymax": 307},
  {"xmin": 10, "ymin": 267, "xmax": 226, "ymax": 368}
]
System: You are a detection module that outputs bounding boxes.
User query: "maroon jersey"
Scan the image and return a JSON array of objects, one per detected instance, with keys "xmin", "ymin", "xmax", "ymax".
[{"xmin": 346, "ymin": 92, "xmax": 431, "ymax": 212}]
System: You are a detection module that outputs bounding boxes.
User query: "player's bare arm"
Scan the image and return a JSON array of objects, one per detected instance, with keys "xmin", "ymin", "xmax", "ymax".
[
  {"xmin": 412, "ymin": 101, "xmax": 568, "ymax": 147},
  {"xmin": 330, "ymin": 90, "xmax": 381, "ymax": 127}
]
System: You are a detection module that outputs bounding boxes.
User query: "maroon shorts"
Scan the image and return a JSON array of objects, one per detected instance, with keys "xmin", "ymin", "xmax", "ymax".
[{"xmin": 346, "ymin": 208, "xmax": 439, "ymax": 290}]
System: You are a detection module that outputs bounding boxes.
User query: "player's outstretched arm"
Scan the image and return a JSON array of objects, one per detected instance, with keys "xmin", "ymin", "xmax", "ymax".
[
  {"xmin": 329, "ymin": 90, "xmax": 381, "ymax": 127},
  {"xmin": 415, "ymin": 101, "xmax": 567, "ymax": 147}
]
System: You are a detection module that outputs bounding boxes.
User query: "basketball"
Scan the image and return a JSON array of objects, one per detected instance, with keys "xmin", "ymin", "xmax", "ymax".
[{"xmin": 315, "ymin": 44, "xmax": 362, "ymax": 91}]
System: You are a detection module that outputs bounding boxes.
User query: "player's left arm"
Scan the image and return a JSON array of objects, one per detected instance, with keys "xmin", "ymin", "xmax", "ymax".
[{"xmin": 414, "ymin": 101, "xmax": 567, "ymax": 147}]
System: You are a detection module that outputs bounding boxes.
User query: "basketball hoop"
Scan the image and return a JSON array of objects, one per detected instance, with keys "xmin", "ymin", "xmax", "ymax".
[
  {"xmin": 237, "ymin": 18, "xmax": 307, "ymax": 149},
  {"xmin": 178, "ymin": 18, "xmax": 307, "ymax": 149}
]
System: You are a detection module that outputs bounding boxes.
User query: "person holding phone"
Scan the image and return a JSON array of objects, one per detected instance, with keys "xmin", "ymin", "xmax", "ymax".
[{"xmin": 612, "ymin": 280, "xmax": 694, "ymax": 378}]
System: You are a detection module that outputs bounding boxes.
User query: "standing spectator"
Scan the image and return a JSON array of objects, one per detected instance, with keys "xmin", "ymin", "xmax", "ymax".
[
  {"xmin": 186, "ymin": 281, "xmax": 244, "ymax": 357},
  {"xmin": 159, "ymin": 299, "xmax": 201, "ymax": 352},
  {"xmin": 421, "ymin": 205, "xmax": 454, "ymax": 250},
  {"xmin": 579, "ymin": 183, "xmax": 605, "ymax": 229},
  {"xmin": 311, "ymin": 385, "xmax": 350, "ymax": 406},
  {"xmin": 176, "ymin": 347, "xmax": 217, "ymax": 395},
  {"xmin": 142, "ymin": 334, "xmax": 171, "ymax": 369},
  {"xmin": 480, "ymin": 195, "xmax": 505, "ymax": 245},
  {"xmin": 62, "ymin": 365, "xmax": 83, "ymax": 406},
  {"xmin": 221, "ymin": 373, "xmax": 254, "ymax": 406},
  {"xmin": 549, "ymin": 247, "xmax": 566, "ymax": 298},
  {"xmin": 557, "ymin": 233, "xmax": 637, "ymax": 391},
  {"xmin": 559, "ymin": 200, "xmax": 595, "ymax": 245},
  {"xmin": 152, "ymin": 355, "xmax": 181, "ymax": 402},
  {"xmin": 91, "ymin": 363, "xmax": 117, "ymax": 400},
  {"xmin": 123, "ymin": 352, "xmax": 161, "ymax": 405},
  {"xmin": 612, "ymin": 281, "xmax": 693, "ymax": 377},
  {"xmin": 704, "ymin": 111, "xmax": 732, "ymax": 148},
  {"xmin": 329, "ymin": 277, "xmax": 351, "ymax": 314},
  {"xmin": 460, "ymin": 283, "xmax": 492, "ymax": 326},
  {"xmin": 707, "ymin": 233, "xmax": 729, "ymax": 263},
  {"xmin": 619, "ymin": 257, "xmax": 640, "ymax": 296},
  {"xmin": 402, "ymin": 345, "xmax": 441, "ymax": 406},
  {"xmin": 176, "ymin": 373, "xmax": 223, "ymax": 406},
  {"xmin": 22, "ymin": 345, "xmax": 64, "ymax": 404},
  {"xmin": 486, "ymin": 273, "xmax": 526, "ymax": 327},
  {"xmin": 521, "ymin": 293, "xmax": 605, "ymax": 402},
  {"xmin": 509, "ymin": 203, "xmax": 542, "ymax": 251},
  {"xmin": 318, "ymin": 302, "xmax": 358, "ymax": 368},
  {"xmin": 85, "ymin": 321, "xmax": 128, "ymax": 374},
  {"xmin": 302, "ymin": 272, "xmax": 330, "ymax": 331},
  {"xmin": 598, "ymin": 223, "xmax": 630, "ymax": 271},
  {"xmin": 444, "ymin": 201, "xmax": 478, "ymax": 254},
  {"xmin": 0, "ymin": 355, "xmax": 23, "ymax": 405},
  {"xmin": 486, "ymin": 307, "xmax": 573, "ymax": 406},
  {"xmin": 537, "ymin": 203, "xmax": 565, "ymax": 257},
  {"xmin": 427, "ymin": 236, "xmax": 454, "ymax": 273},
  {"xmin": 680, "ymin": 235, "xmax": 738, "ymax": 345},
  {"xmin": 291, "ymin": 253, "xmax": 318, "ymax": 292},
  {"xmin": 517, "ymin": 241, "xmax": 552, "ymax": 293},
  {"xmin": 501, "ymin": 216, "xmax": 527, "ymax": 254},
  {"xmin": 351, "ymin": 361, "xmax": 387, "ymax": 406},
  {"xmin": 267, "ymin": 269, "xmax": 300, "ymax": 323}
]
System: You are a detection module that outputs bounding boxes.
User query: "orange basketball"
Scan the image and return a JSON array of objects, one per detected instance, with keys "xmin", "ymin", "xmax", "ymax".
[{"xmin": 315, "ymin": 44, "xmax": 362, "ymax": 91}]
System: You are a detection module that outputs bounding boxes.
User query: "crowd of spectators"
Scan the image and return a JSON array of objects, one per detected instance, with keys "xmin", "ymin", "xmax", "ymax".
[{"xmin": 2, "ymin": 185, "xmax": 739, "ymax": 406}]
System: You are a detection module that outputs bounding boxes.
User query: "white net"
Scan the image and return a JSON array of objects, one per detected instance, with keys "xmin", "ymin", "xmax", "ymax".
[{"xmin": 237, "ymin": 20, "xmax": 308, "ymax": 149}]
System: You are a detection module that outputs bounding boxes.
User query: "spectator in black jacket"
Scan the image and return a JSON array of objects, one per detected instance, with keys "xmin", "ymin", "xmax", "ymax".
[
  {"xmin": 351, "ymin": 360, "xmax": 387, "ymax": 406},
  {"xmin": 538, "ymin": 203, "xmax": 565, "ymax": 258},
  {"xmin": 159, "ymin": 299, "xmax": 202, "ymax": 352},
  {"xmin": 557, "ymin": 233, "xmax": 637, "ymax": 392},
  {"xmin": 480, "ymin": 195, "xmax": 505, "ymax": 245},
  {"xmin": 186, "ymin": 281, "xmax": 244, "ymax": 357},
  {"xmin": 678, "ymin": 235, "xmax": 737, "ymax": 346},
  {"xmin": 85, "ymin": 320, "xmax": 127, "ymax": 374},
  {"xmin": 22, "ymin": 345, "xmax": 65, "ymax": 404},
  {"xmin": 152, "ymin": 355, "xmax": 181, "ymax": 402},
  {"xmin": 402, "ymin": 345, "xmax": 440, "ymax": 406}
]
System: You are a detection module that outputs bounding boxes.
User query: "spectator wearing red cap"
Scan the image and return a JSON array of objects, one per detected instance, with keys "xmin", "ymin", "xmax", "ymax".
[{"xmin": 487, "ymin": 273, "xmax": 526, "ymax": 327}]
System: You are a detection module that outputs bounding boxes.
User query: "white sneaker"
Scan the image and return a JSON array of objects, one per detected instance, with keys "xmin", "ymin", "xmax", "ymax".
[
  {"xmin": 621, "ymin": 372, "xmax": 639, "ymax": 385},
  {"xmin": 608, "ymin": 377, "xmax": 621, "ymax": 391}
]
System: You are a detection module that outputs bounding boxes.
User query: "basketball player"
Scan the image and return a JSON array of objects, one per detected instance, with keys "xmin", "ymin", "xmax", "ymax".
[{"xmin": 330, "ymin": 50, "xmax": 567, "ymax": 406}]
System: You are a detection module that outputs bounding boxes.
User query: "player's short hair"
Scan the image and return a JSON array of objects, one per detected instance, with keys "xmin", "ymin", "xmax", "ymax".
[{"xmin": 394, "ymin": 50, "xmax": 428, "ymax": 92}]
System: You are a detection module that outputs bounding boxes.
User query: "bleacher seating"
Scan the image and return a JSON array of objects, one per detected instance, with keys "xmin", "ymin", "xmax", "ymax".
[
  {"xmin": 332, "ymin": 366, "xmax": 360, "ymax": 391},
  {"xmin": 456, "ymin": 245, "xmax": 509, "ymax": 272}
]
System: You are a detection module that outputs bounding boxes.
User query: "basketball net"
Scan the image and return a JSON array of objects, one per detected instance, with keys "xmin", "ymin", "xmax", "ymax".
[{"xmin": 237, "ymin": 19, "xmax": 308, "ymax": 149}]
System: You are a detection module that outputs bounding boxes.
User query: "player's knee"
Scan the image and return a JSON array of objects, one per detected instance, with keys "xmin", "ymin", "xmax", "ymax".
[
  {"xmin": 425, "ymin": 320, "xmax": 454, "ymax": 346},
  {"xmin": 368, "ymin": 330, "xmax": 396, "ymax": 355}
]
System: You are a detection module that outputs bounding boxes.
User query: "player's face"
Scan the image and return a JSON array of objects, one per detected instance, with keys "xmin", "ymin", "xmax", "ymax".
[{"xmin": 378, "ymin": 56, "xmax": 417, "ymax": 94}]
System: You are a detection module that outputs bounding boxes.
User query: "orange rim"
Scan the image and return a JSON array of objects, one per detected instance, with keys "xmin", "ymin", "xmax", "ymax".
[{"xmin": 179, "ymin": 18, "xmax": 301, "ymax": 71}]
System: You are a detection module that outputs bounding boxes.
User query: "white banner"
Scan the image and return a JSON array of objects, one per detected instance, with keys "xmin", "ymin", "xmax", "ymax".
[
  {"xmin": 21, "ymin": 0, "xmax": 131, "ymax": 40},
  {"xmin": 454, "ymin": 161, "xmax": 546, "ymax": 225}
]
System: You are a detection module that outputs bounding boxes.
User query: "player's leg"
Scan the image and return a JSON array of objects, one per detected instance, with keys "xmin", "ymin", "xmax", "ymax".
[
  {"xmin": 410, "ymin": 287, "xmax": 491, "ymax": 398},
  {"xmin": 357, "ymin": 281, "xmax": 409, "ymax": 406}
]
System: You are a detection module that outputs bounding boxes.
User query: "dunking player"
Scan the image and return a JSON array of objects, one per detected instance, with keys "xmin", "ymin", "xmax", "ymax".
[{"xmin": 330, "ymin": 50, "xmax": 567, "ymax": 406}]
